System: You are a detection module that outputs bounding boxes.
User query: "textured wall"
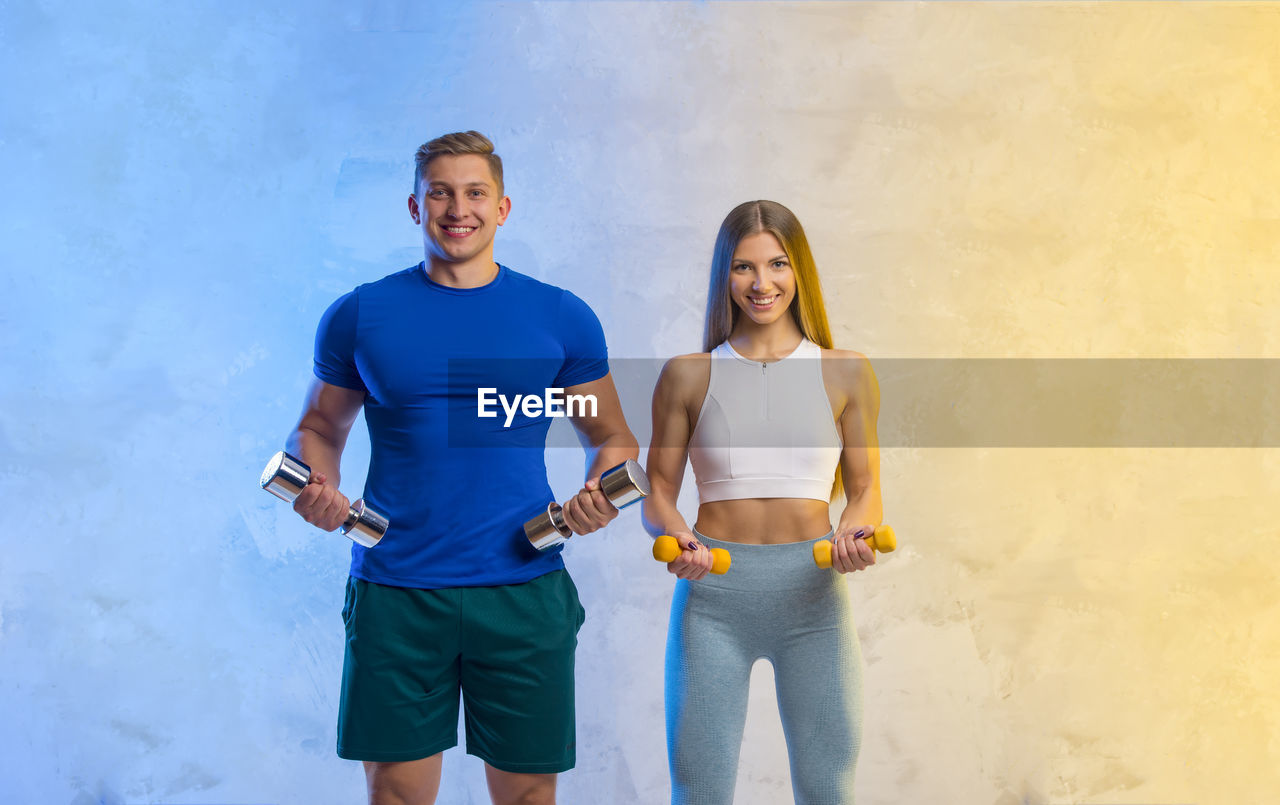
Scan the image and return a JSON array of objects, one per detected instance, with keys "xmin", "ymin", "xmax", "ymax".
[{"xmin": 2, "ymin": 2, "xmax": 1278, "ymax": 804}]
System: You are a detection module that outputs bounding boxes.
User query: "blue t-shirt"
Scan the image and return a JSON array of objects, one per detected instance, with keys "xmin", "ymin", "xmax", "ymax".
[{"xmin": 313, "ymin": 263, "xmax": 609, "ymax": 588}]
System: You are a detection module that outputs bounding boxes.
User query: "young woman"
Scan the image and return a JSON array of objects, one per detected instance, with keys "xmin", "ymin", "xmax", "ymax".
[{"xmin": 642, "ymin": 200, "xmax": 884, "ymax": 805}]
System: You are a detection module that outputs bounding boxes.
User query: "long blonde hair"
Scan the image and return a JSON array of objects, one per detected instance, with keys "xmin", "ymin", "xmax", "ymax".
[
  {"xmin": 703, "ymin": 200, "xmax": 834, "ymax": 351},
  {"xmin": 702, "ymin": 200, "xmax": 844, "ymax": 499}
]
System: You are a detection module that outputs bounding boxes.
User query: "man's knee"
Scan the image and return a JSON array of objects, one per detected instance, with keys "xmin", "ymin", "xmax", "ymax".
[
  {"xmin": 364, "ymin": 755, "xmax": 443, "ymax": 805},
  {"xmin": 484, "ymin": 766, "xmax": 557, "ymax": 805}
]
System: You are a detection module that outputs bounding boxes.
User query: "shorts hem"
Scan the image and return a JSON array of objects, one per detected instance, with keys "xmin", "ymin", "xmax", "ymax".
[
  {"xmin": 337, "ymin": 738, "xmax": 457, "ymax": 763},
  {"xmin": 467, "ymin": 746, "xmax": 575, "ymax": 774}
]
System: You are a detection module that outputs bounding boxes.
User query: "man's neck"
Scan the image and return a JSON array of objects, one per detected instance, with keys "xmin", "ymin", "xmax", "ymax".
[{"xmin": 425, "ymin": 255, "xmax": 499, "ymax": 289}]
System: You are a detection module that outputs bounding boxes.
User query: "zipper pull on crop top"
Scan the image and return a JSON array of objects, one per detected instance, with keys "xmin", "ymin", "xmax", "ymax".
[{"xmin": 686, "ymin": 338, "xmax": 844, "ymax": 503}]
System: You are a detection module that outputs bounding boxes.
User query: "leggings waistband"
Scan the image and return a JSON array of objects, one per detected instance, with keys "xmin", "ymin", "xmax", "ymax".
[{"xmin": 689, "ymin": 529, "xmax": 836, "ymax": 591}]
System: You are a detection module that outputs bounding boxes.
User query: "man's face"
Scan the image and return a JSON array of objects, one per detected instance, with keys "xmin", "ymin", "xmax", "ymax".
[{"xmin": 409, "ymin": 154, "xmax": 510, "ymax": 267}]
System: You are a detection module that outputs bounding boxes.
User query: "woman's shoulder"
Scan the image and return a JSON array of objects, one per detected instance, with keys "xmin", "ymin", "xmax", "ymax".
[
  {"xmin": 654, "ymin": 352, "xmax": 711, "ymax": 399},
  {"xmin": 818, "ymin": 345, "xmax": 867, "ymax": 359},
  {"xmin": 818, "ymin": 347, "xmax": 877, "ymax": 393},
  {"xmin": 659, "ymin": 352, "xmax": 711, "ymax": 381},
  {"xmin": 818, "ymin": 346, "xmax": 872, "ymax": 368}
]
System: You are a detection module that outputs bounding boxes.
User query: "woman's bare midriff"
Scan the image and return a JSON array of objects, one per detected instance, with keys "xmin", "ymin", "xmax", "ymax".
[{"xmin": 693, "ymin": 498, "xmax": 833, "ymax": 545}]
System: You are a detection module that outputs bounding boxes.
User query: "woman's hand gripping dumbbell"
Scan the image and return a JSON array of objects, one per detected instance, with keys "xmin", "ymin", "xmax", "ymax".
[
  {"xmin": 813, "ymin": 525, "xmax": 896, "ymax": 572},
  {"xmin": 653, "ymin": 533, "xmax": 731, "ymax": 578}
]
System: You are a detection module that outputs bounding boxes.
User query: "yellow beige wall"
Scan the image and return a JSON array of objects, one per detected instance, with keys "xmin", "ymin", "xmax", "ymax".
[{"xmin": 580, "ymin": 4, "xmax": 1280, "ymax": 804}]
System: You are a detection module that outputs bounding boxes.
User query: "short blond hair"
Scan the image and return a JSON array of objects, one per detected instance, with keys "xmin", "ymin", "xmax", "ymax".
[{"xmin": 413, "ymin": 130, "xmax": 504, "ymax": 196}]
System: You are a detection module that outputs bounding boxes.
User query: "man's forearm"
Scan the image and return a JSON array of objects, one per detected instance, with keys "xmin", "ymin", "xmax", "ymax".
[
  {"xmin": 286, "ymin": 427, "xmax": 346, "ymax": 487},
  {"xmin": 582, "ymin": 432, "xmax": 639, "ymax": 483}
]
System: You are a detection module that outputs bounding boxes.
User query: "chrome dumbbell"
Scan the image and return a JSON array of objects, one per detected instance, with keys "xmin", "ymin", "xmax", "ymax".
[
  {"xmin": 260, "ymin": 451, "xmax": 389, "ymax": 548},
  {"xmin": 525, "ymin": 459, "xmax": 650, "ymax": 550}
]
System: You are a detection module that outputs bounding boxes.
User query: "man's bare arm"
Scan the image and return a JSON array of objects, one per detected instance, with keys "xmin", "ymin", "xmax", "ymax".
[
  {"xmin": 284, "ymin": 379, "xmax": 366, "ymax": 531},
  {"xmin": 559, "ymin": 372, "xmax": 639, "ymax": 534}
]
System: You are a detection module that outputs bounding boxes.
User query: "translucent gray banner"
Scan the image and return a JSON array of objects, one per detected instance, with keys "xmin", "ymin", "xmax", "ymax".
[{"xmin": 447, "ymin": 359, "xmax": 1280, "ymax": 448}]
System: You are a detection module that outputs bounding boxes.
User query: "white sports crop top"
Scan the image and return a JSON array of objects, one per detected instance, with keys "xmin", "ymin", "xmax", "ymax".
[{"xmin": 687, "ymin": 338, "xmax": 843, "ymax": 503}]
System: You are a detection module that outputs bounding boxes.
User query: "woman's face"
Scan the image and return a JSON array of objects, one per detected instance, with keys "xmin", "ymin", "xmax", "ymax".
[{"xmin": 728, "ymin": 231, "xmax": 796, "ymax": 327}]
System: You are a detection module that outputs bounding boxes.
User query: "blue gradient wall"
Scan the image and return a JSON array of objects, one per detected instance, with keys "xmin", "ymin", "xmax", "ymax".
[{"xmin": 3, "ymin": 3, "xmax": 1278, "ymax": 804}]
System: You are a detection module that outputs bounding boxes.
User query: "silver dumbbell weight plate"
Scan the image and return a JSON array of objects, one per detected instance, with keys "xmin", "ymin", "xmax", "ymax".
[
  {"xmin": 525, "ymin": 458, "xmax": 650, "ymax": 551},
  {"xmin": 260, "ymin": 450, "xmax": 389, "ymax": 548}
]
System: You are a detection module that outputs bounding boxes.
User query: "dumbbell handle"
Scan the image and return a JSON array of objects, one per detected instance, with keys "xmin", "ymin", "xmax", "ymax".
[
  {"xmin": 653, "ymin": 535, "xmax": 731, "ymax": 575},
  {"xmin": 813, "ymin": 526, "xmax": 897, "ymax": 568},
  {"xmin": 259, "ymin": 451, "xmax": 388, "ymax": 548},
  {"xmin": 525, "ymin": 459, "xmax": 650, "ymax": 551}
]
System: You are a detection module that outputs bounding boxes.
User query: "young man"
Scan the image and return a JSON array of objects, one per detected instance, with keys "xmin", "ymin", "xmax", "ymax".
[{"xmin": 285, "ymin": 131, "xmax": 637, "ymax": 805}]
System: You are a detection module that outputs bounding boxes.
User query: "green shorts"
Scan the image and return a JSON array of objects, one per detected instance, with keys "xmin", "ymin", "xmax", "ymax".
[{"xmin": 336, "ymin": 569, "xmax": 586, "ymax": 772}]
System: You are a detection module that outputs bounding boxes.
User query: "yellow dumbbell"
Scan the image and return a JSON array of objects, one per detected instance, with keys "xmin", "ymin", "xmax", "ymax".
[
  {"xmin": 813, "ymin": 525, "xmax": 897, "ymax": 568},
  {"xmin": 653, "ymin": 535, "xmax": 732, "ymax": 575}
]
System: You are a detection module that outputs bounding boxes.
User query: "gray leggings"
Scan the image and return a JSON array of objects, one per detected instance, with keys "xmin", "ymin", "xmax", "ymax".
[{"xmin": 665, "ymin": 531, "xmax": 863, "ymax": 805}]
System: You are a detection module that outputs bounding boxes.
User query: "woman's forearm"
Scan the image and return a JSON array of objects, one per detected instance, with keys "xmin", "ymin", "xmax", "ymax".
[
  {"xmin": 837, "ymin": 484, "xmax": 883, "ymax": 532},
  {"xmin": 641, "ymin": 489, "xmax": 694, "ymax": 538}
]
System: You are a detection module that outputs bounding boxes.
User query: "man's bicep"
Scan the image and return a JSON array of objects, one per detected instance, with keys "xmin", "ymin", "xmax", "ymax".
[
  {"xmin": 296, "ymin": 379, "xmax": 366, "ymax": 443},
  {"xmin": 563, "ymin": 373, "xmax": 633, "ymax": 447}
]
